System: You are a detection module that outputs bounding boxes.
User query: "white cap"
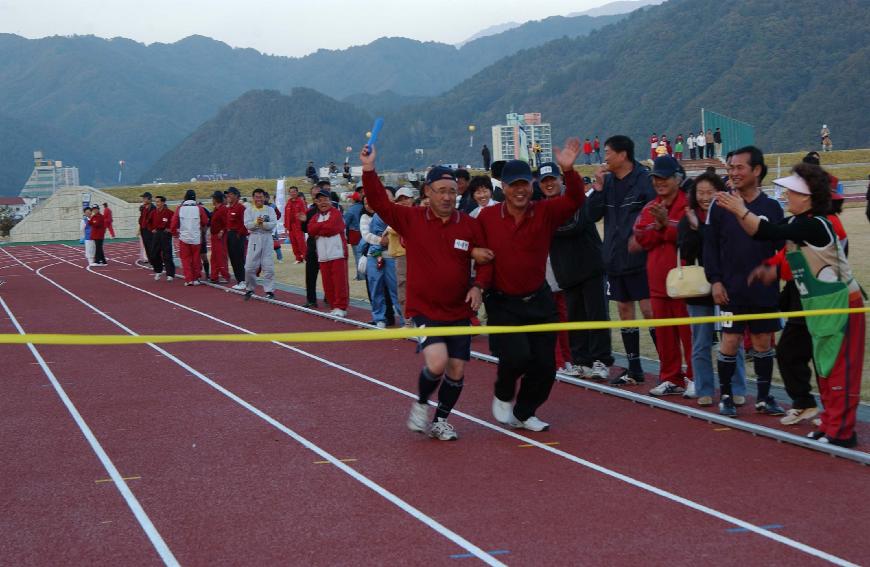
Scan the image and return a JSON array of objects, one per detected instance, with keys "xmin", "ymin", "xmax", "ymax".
[
  {"xmin": 773, "ymin": 174, "xmax": 810, "ymax": 195},
  {"xmin": 395, "ymin": 187, "xmax": 416, "ymax": 200}
]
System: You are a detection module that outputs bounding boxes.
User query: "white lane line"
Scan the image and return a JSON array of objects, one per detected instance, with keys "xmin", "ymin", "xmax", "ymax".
[
  {"xmin": 0, "ymin": 292, "xmax": 179, "ymax": 567},
  {"xmin": 28, "ymin": 246, "xmax": 860, "ymax": 567},
  {"xmin": 17, "ymin": 251, "xmax": 504, "ymax": 567},
  {"xmin": 0, "ymin": 247, "xmax": 34, "ymax": 271},
  {"xmin": 61, "ymin": 243, "xmax": 135, "ymax": 266}
]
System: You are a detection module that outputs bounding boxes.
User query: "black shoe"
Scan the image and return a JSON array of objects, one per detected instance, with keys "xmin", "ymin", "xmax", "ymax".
[
  {"xmin": 244, "ymin": 291, "xmax": 254, "ymax": 301},
  {"xmin": 806, "ymin": 430, "xmax": 825, "ymax": 440},
  {"xmin": 302, "ymin": 301, "xmax": 317, "ymax": 308},
  {"xmin": 265, "ymin": 292, "xmax": 275, "ymax": 300},
  {"xmin": 819, "ymin": 433, "xmax": 858, "ymax": 448}
]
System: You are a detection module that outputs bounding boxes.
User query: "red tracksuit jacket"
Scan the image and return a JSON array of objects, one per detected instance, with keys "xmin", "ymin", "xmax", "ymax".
[
  {"xmin": 306, "ymin": 207, "xmax": 347, "ymax": 257},
  {"xmin": 284, "ymin": 198, "xmax": 307, "ymax": 230},
  {"xmin": 88, "ymin": 213, "xmax": 106, "ymax": 240},
  {"xmin": 633, "ymin": 190, "xmax": 688, "ymax": 298}
]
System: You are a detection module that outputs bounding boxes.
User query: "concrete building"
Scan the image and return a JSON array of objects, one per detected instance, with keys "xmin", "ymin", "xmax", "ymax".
[
  {"xmin": 0, "ymin": 197, "xmax": 37, "ymax": 218},
  {"xmin": 18, "ymin": 151, "xmax": 81, "ymax": 200},
  {"xmin": 491, "ymin": 112, "xmax": 553, "ymax": 167},
  {"xmin": 10, "ymin": 186, "xmax": 139, "ymax": 243}
]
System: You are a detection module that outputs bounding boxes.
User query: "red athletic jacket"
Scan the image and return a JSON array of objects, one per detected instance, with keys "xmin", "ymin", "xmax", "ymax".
[
  {"xmin": 103, "ymin": 206, "xmax": 113, "ymax": 226},
  {"xmin": 583, "ymin": 141, "xmax": 593, "ymax": 154},
  {"xmin": 88, "ymin": 212, "xmax": 106, "ymax": 240},
  {"xmin": 210, "ymin": 204, "xmax": 228, "ymax": 236},
  {"xmin": 148, "ymin": 206, "xmax": 174, "ymax": 231},
  {"xmin": 139, "ymin": 204, "xmax": 154, "ymax": 229},
  {"xmin": 284, "ymin": 197, "xmax": 307, "ymax": 230},
  {"xmin": 633, "ymin": 190, "xmax": 688, "ymax": 298},
  {"xmin": 225, "ymin": 203, "xmax": 249, "ymax": 236}
]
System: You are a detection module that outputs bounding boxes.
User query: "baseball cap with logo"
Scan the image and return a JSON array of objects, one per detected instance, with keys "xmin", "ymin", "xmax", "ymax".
[
  {"xmin": 537, "ymin": 161, "xmax": 560, "ymax": 180},
  {"xmin": 501, "ymin": 160, "xmax": 534, "ymax": 185}
]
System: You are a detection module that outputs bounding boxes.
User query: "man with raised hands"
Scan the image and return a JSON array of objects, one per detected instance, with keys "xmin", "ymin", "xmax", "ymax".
[{"xmin": 361, "ymin": 146, "xmax": 491, "ymax": 441}]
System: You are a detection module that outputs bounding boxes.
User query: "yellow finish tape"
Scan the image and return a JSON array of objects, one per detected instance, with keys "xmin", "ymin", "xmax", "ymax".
[{"xmin": 0, "ymin": 307, "xmax": 866, "ymax": 346}]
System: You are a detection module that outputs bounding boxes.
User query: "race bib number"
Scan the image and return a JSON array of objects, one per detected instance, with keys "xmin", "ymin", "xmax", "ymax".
[
  {"xmin": 720, "ymin": 311, "xmax": 734, "ymax": 329},
  {"xmin": 454, "ymin": 239, "xmax": 469, "ymax": 251}
]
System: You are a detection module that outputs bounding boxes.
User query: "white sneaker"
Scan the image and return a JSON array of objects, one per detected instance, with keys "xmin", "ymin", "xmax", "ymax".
[
  {"xmin": 154, "ymin": 273, "xmax": 162, "ymax": 281},
  {"xmin": 407, "ymin": 402, "xmax": 430, "ymax": 432},
  {"xmin": 779, "ymin": 407, "xmax": 820, "ymax": 426},
  {"xmin": 166, "ymin": 276, "xmax": 174, "ymax": 282},
  {"xmin": 590, "ymin": 361, "xmax": 610, "ymax": 381},
  {"xmin": 375, "ymin": 321, "xmax": 386, "ymax": 329},
  {"xmin": 649, "ymin": 381, "xmax": 685, "ymax": 396},
  {"xmin": 492, "ymin": 397, "xmax": 513, "ymax": 424},
  {"xmin": 329, "ymin": 309, "xmax": 347, "ymax": 317},
  {"xmin": 231, "ymin": 282, "xmax": 246, "ymax": 290},
  {"xmin": 682, "ymin": 378, "xmax": 697, "ymax": 399},
  {"xmin": 428, "ymin": 418, "xmax": 458, "ymax": 441},
  {"xmin": 192, "ymin": 280, "xmax": 201, "ymax": 286},
  {"xmin": 512, "ymin": 415, "xmax": 550, "ymax": 432},
  {"xmin": 558, "ymin": 363, "xmax": 580, "ymax": 376},
  {"xmin": 89, "ymin": 263, "xmax": 101, "ymax": 267}
]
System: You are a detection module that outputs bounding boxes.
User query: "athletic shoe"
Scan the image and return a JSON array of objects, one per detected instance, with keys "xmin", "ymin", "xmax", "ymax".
[
  {"xmin": 375, "ymin": 321, "xmax": 386, "ymax": 329},
  {"xmin": 184, "ymin": 282, "xmax": 193, "ymax": 287},
  {"xmin": 329, "ymin": 309, "xmax": 347, "ymax": 317},
  {"xmin": 428, "ymin": 418, "xmax": 458, "ymax": 441},
  {"xmin": 733, "ymin": 395, "xmax": 746, "ymax": 406},
  {"xmin": 780, "ymin": 407, "xmax": 820, "ymax": 426},
  {"xmin": 697, "ymin": 396, "xmax": 714, "ymax": 407},
  {"xmin": 89, "ymin": 263, "xmax": 101, "ymax": 267},
  {"xmin": 806, "ymin": 430, "xmax": 826, "ymax": 440},
  {"xmin": 492, "ymin": 397, "xmax": 513, "ymax": 424},
  {"xmin": 154, "ymin": 273, "xmax": 162, "ymax": 281},
  {"xmin": 231, "ymin": 282, "xmax": 246, "ymax": 290},
  {"xmin": 244, "ymin": 290, "xmax": 253, "ymax": 301},
  {"xmin": 293, "ymin": 260, "xmax": 303, "ymax": 264},
  {"xmin": 589, "ymin": 361, "xmax": 610, "ymax": 381},
  {"xmin": 191, "ymin": 280, "xmax": 201, "ymax": 286},
  {"xmin": 511, "ymin": 415, "xmax": 550, "ymax": 432},
  {"xmin": 265, "ymin": 292, "xmax": 275, "ymax": 300},
  {"xmin": 719, "ymin": 395, "xmax": 738, "ymax": 417},
  {"xmin": 755, "ymin": 396, "xmax": 786, "ymax": 416},
  {"xmin": 302, "ymin": 301, "xmax": 317, "ymax": 308},
  {"xmin": 166, "ymin": 276, "xmax": 174, "ymax": 282},
  {"xmin": 682, "ymin": 378, "xmax": 697, "ymax": 399},
  {"xmin": 812, "ymin": 417, "xmax": 822, "ymax": 427},
  {"xmin": 407, "ymin": 402, "xmax": 429, "ymax": 433},
  {"xmin": 610, "ymin": 370, "xmax": 642, "ymax": 386},
  {"xmin": 218, "ymin": 278, "xmax": 229, "ymax": 284},
  {"xmin": 277, "ymin": 259, "xmax": 284, "ymax": 264},
  {"xmin": 818, "ymin": 433, "xmax": 858, "ymax": 448},
  {"xmin": 649, "ymin": 381, "xmax": 685, "ymax": 397},
  {"xmin": 559, "ymin": 363, "xmax": 581, "ymax": 376}
]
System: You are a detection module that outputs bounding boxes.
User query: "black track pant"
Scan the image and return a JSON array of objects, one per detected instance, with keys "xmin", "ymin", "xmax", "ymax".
[
  {"xmin": 141, "ymin": 228, "xmax": 155, "ymax": 267},
  {"xmin": 777, "ymin": 320, "xmax": 817, "ymax": 409},
  {"xmin": 486, "ymin": 285, "xmax": 558, "ymax": 421},
  {"xmin": 305, "ymin": 241, "xmax": 320, "ymax": 303},
  {"xmin": 227, "ymin": 231, "xmax": 247, "ymax": 283},
  {"xmin": 563, "ymin": 274, "xmax": 613, "ymax": 366},
  {"xmin": 93, "ymin": 239, "xmax": 106, "ymax": 264},
  {"xmin": 151, "ymin": 230, "xmax": 175, "ymax": 277}
]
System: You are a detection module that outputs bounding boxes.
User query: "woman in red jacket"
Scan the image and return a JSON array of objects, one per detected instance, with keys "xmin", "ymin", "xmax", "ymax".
[
  {"xmin": 283, "ymin": 186, "xmax": 308, "ymax": 263},
  {"xmin": 629, "ymin": 156, "xmax": 693, "ymax": 396},
  {"xmin": 88, "ymin": 205, "xmax": 108, "ymax": 265}
]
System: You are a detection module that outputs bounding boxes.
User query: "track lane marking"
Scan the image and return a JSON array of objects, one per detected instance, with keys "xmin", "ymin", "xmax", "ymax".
[
  {"xmin": 11, "ymin": 249, "xmax": 505, "ymax": 567},
  {"xmin": 23, "ymin": 245, "xmax": 862, "ymax": 567},
  {"xmin": 0, "ymin": 293, "xmax": 179, "ymax": 567}
]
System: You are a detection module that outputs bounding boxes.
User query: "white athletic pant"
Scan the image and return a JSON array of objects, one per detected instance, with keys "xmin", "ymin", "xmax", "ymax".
[
  {"xmin": 85, "ymin": 240, "xmax": 96, "ymax": 264},
  {"xmin": 244, "ymin": 231, "xmax": 275, "ymax": 292}
]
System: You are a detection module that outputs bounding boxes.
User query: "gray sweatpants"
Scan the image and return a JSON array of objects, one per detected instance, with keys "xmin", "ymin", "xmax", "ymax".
[{"xmin": 244, "ymin": 231, "xmax": 275, "ymax": 292}]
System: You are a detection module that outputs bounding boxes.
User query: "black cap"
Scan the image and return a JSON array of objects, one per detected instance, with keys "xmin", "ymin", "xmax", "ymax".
[
  {"xmin": 183, "ymin": 189, "xmax": 196, "ymax": 201},
  {"xmin": 225, "ymin": 186, "xmax": 240, "ymax": 196},
  {"xmin": 316, "ymin": 179, "xmax": 331, "ymax": 187},
  {"xmin": 425, "ymin": 166, "xmax": 456, "ymax": 185},
  {"xmin": 211, "ymin": 190, "xmax": 224, "ymax": 201},
  {"xmin": 501, "ymin": 160, "xmax": 533, "ymax": 185},
  {"xmin": 650, "ymin": 156, "xmax": 684, "ymax": 178},
  {"xmin": 140, "ymin": 191, "xmax": 152, "ymax": 198},
  {"xmin": 313, "ymin": 188, "xmax": 332, "ymax": 199},
  {"xmin": 537, "ymin": 162, "xmax": 560, "ymax": 180}
]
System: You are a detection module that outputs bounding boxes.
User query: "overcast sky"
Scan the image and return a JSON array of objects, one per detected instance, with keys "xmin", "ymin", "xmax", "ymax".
[{"xmin": 0, "ymin": 0, "xmax": 620, "ymax": 57}]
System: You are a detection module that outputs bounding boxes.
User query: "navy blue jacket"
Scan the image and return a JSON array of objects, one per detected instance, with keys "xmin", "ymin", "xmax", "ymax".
[
  {"xmin": 703, "ymin": 192, "xmax": 784, "ymax": 308},
  {"xmin": 586, "ymin": 161, "xmax": 655, "ymax": 275}
]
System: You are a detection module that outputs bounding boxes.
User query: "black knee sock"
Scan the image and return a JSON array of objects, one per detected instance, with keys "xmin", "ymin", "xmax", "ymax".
[
  {"xmin": 753, "ymin": 349, "xmax": 775, "ymax": 400},
  {"xmin": 418, "ymin": 366, "xmax": 442, "ymax": 404},
  {"xmin": 621, "ymin": 328, "xmax": 642, "ymax": 374},
  {"xmin": 717, "ymin": 352, "xmax": 737, "ymax": 398},
  {"xmin": 648, "ymin": 327, "xmax": 658, "ymax": 349},
  {"xmin": 435, "ymin": 375, "xmax": 464, "ymax": 420}
]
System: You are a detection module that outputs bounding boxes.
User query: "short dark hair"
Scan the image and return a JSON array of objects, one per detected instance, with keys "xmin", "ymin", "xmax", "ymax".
[
  {"xmin": 792, "ymin": 163, "xmax": 831, "ymax": 216},
  {"xmin": 156, "ymin": 196, "xmax": 166, "ymax": 203},
  {"xmin": 689, "ymin": 172, "xmax": 727, "ymax": 209},
  {"xmin": 289, "ymin": 185, "xmax": 298, "ymax": 191},
  {"xmin": 731, "ymin": 145, "xmax": 767, "ymax": 183},
  {"xmin": 83, "ymin": 207, "xmax": 90, "ymax": 212},
  {"xmin": 802, "ymin": 152, "xmax": 821, "ymax": 166},
  {"xmin": 252, "ymin": 188, "xmax": 266, "ymax": 196},
  {"xmin": 468, "ymin": 175, "xmax": 493, "ymax": 194},
  {"xmin": 455, "ymin": 168, "xmax": 471, "ymax": 181},
  {"xmin": 102, "ymin": 202, "xmax": 108, "ymax": 207},
  {"xmin": 604, "ymin": 135, "xmax": 634, "ymax": 162}
]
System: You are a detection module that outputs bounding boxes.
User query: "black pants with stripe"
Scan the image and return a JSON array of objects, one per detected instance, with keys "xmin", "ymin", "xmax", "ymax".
[{"xmin": 227, "ymin": 231, "xmax": 247, "ymax": 283}]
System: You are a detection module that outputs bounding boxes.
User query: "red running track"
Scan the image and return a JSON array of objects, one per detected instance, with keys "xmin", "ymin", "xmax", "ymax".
[{"xmin": 0, "ymin": 242, "xmax": 868, "ymax": 566}]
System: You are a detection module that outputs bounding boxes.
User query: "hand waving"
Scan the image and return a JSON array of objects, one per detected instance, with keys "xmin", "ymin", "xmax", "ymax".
[{"xmin": 554, "ymin": 138, "xmax": 581, "ymax": 172}]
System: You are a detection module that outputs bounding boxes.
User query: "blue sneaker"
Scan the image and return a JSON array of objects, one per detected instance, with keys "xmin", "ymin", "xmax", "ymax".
[
  {"xmin": 755, "ymin": 396, "xmax": 786, "ymax": 416},
  {"xmin": 719, "ymin": 395, "xmax": 737, "ymax": 417}
]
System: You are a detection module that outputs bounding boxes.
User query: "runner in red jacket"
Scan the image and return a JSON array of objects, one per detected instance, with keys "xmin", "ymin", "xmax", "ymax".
[
  {"xmin": 209, "ymin": 191, "xmax": 230, "ymax": 282},
  {"xmin": 283, "ymin": 186, "xmax": 308, "ymax": 262},
  {"xmin": 102, "ymin": 203, "xmax": 115, "ymax": 238},
  {"xmin": 631, "ymin": 156, "xmax": 693, "ymax": 396},
  {"xmin": 88, "ymin": 206, "xmax": 108, "ymax": 265}
]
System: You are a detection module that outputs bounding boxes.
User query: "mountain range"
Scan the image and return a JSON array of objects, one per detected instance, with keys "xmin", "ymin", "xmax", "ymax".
[
  {"xmin": 144, "ymin": 0, "xmax": 870, "ymax": 180},
  {"xmin": 0, "ymin": 11, "xmax": 623, "ymax": 194}
]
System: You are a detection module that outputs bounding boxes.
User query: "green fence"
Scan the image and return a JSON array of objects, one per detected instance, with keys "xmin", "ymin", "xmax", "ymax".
[{"xmin": 701, "ymin": 109, "xmax": 755, "ymax": 157}]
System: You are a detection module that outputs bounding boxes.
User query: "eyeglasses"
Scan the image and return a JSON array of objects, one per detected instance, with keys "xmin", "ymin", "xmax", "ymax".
[{"xmin": 429, "ymin": 188, "xmax": 457, "ymax": 198}]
